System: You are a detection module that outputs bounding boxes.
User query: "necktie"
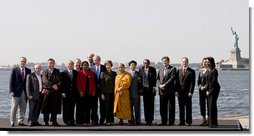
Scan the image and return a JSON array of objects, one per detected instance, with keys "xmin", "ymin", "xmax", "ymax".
[
  {"xmin": 182, "ymin": 69, "xmax": 186, "ymax": 77},
  {"xmin": 21, "ymin": 68, "xmax": 25, "ymax": 81},
  {"xmin": 96, "ymin": 67, "xmax": 100, "ymax": 79},
  {"xmin": 69, "ymin": 70, "xmax": 73, "ymax": 80},
  {"xmin": 164, "ymin": 67, "xmax": 167, "ymax": 77}
]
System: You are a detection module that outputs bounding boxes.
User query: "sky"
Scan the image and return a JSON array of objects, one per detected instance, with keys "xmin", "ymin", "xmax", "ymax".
[{"xmin": 0, "ymin": 0, "xmax": 249, "ymax": 66}]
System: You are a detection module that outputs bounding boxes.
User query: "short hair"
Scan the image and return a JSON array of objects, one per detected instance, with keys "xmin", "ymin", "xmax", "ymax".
[
  {"xmin": 161, "ymin": 56, "xmax": 170, "ymax": 62},
  {"xmin": 74, "ymin": 58, "xmax": 81, "ymax": 63},
  {"xmin": 81, "ymin": 61, "xmax": 89, "ymax": 66},
  {"xmin": 128, "ymin": 60, "xmax": 137, "ymax": 66},
  {"xmin": 104, "ymin": 60, "xmax": 113, "ymax": 67},
  {"xmin": 93, "ymin": 55, "xmax": 101, "ymax": 61},
  {"xmin": 143, "ymin": 59, "xmax": 150, "ymax": 65},
  {"xmin": 182, "ymin": 57, "xmax": 189, "ymax": 62},
  {"xmin": 47, "ymin": 58, "xmax": 55, "ymax": 63},
  {"xmin": 34, "ymin": 64, "xmax": 41, "ymax": 69},
  {"xmin": 66, "ymin": 60, "xmax": 74, "ymax": 65},
  {"xmin": 20, "ymin": 57, "xmax": 27, "ymax": 61}
]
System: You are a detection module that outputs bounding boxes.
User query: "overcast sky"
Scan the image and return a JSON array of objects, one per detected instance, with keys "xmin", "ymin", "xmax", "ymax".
[{"xmin": 0, "ymin": 0, "xmax": 249, "ymax": 65}]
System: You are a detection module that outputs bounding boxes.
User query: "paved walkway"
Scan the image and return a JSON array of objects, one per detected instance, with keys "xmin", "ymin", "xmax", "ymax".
[{"xmin": 0, "ymin": 118, "xmax": 244, "ymax": 131}]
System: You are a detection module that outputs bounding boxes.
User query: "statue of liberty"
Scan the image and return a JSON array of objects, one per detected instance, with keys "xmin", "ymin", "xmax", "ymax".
[{"xmin": 231, "ymin": 27, "xmax": 239, "ymax": 49}]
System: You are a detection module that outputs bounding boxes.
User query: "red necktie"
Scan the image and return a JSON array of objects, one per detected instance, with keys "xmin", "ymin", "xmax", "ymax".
[
  {"xmin": 22, "ymin": 68, "xmax": 25, "ymax": 81},
  {"xmin": 182, "ymin": 69, "xmax": 186, "ymax": 77}
]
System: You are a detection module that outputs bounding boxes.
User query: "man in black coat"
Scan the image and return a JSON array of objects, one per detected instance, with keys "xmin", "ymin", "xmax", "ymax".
[
  {"xmin": 61, "ymin": 60, "xmax": 78, "ymax": 126},
  {"xmin": 176, "ymin": 57, "xmax": 195, "ymax": 126},
  {"xmin": 139, "ymin": 59, "xmax": 157, "ymax": 125},
  {"xmin": 157, "ymin": 56, "xmax": 177, "ymax": 126}
]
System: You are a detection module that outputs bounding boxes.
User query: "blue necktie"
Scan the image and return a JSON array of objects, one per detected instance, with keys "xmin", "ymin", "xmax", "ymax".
[{"xmin": 96, "ymin": 67, "xmax": 100, "ymax": 79}]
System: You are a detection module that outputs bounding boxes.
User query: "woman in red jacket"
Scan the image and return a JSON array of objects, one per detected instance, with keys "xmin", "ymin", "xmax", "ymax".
[{"xmin": 77, "ymin": 61, "xmax": 96, "ymax": 126}]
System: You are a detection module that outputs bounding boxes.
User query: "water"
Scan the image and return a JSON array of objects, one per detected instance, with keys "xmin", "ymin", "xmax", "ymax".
[{"xmin": 0, "ymin": 70, "xmax": 250, "ymax": 119}]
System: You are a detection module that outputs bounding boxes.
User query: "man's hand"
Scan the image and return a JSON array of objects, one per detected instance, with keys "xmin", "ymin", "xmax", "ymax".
[
  {"xmin": 188, "ymin": 93, "xmax": 192, "ymax": 97},
  {"xmin": 80, "ymin": 92, "xmax": 84, "ymax": 97},
  {"xmin": 101, "ymin": 94, "xmax": 105, "ymax": 100},
  {"xmin": 28, "ymin": 96, "xmax": 33, "ymax": 100},
  {"xmin": 10, "ymin": 92, "xmax": 14, "ymax": 97},
  {"xmin": 52, "ymin": 85, "xmax": 58, "ymax": 90},
  {"xmin": 62, "ymin": 93, "xmax": 66, "ymax": 98},
  {"xmin": 159, "ymin": 84, "xmax": 165, "ymax": 90},
  {"xmin": 175, "ymin": 92, "xmax": 179, "ymax": 97}
]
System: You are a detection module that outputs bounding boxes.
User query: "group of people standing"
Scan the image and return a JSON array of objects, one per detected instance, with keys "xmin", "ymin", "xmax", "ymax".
[{"xmin": 9, "ymin": 54, "xmax": 220, "ymax": 128}]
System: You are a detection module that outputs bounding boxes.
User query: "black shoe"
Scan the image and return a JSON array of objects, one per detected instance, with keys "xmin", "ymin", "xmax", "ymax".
[
  {"xmin": 187, "ymin": 123, "xmax": 191, "ymax": 126},
  {"xmin": 52, "ymin": 122, "xmax": 60, "ymax": 126},
  {"xmin": 146, "ymin": 121, "xmax": 152, "ymax": 126},
  {"xmin": 159, "ymin": 123, "xmax": 167, "ymax": 126},
  {"xmin": 210, "ymin": 125, "xmax": 218, "ymax": 128},
  {"xmin": 177, "ymin": 122, "xmax": 185, "ymax": 126},
  {"xmin": 92, "ymin": 122, "xmax": 98, "ymax": 125},
  {"xmin": 18, "ymin": 122, "xmax": 27, "ymax": 126},
  {"xmin": 11, "ymin": 123, "xmax": 15, "ymax": 127},
  {"xmin": 45, "ymin": 122, "xmax": 49, "ymax": 126},
  {"xmin": 28, "ymin": 122, "xmax": 34, "ymax": 127},
  {"xmin": 200, "ymin": 120, "xmax": 207, "ymax": 126},
  {"xmin": 168, "ymin": 123, "xmax": 175, "ymax": 126}
]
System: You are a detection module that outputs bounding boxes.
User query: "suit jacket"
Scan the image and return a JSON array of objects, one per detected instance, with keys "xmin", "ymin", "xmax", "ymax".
[
  {"xmin": 129, "ymin": 70, "xmax": 142, "ymax": 98},
  {"xmin": 26, "ymin": 72, "xmax": 41, "ymax": 100},
  {"xmin": 157, "ymin": 65, "xmax": 177, "ymax": 93},
  {"xmin": 60, "ymin": 69, "xmax": 78, "ymax": 98},
  {"xmin": 91, "ymin": 64, "xmax": 106, "ymax": 95},
  {"xmin": 206, "ymin": 68, "xmax": 220, "ymax": 96},
  {"xmin": 9, "ymin": 67, "xmax": 31, "ymax": 97},
  {"xmin": 176, "ymin": 67, "xmax": 196, "ymax": 94},
  {"xmin": 139, "ymin": 66, "xmax": 157, "ymax": 90}
]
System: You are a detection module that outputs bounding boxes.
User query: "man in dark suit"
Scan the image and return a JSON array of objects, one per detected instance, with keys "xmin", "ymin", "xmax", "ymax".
[
  {"xmin": 176, "ymin": 57, "xmax": 196, "ymax": 126},
  {"xmin": 128, "ymin": 60, "xmax": 142, "ymax": 125},
  {"xmin": 61, "ymin": 60, "xmax": 78, "ymax": 126},
  {"xmin": 42, "ymin": 58, "xmax": 62, "ymax": 126},
  {"xmin": 157, "ymin": 56, "xmax": 177, "ymax": 126},
  {"xmin": 9, "ymin": 57, "xmax": 31, "ymax": 127},
  {"xmin": 26, "ymin": 64, "xmax": 43, "ymax": 126},
  {"xmin": 90, "ymin": 55, "xmax": 106, "ymax": 125},
  {"xmin": 139, "ymin": 59, "xmax": 157, "ymax": 125}
]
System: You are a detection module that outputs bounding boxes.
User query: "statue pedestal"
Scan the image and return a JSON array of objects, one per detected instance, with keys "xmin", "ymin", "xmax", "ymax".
[{"xmin": 229, "ymin": 48, "xmax": 244, "ymax": 68}]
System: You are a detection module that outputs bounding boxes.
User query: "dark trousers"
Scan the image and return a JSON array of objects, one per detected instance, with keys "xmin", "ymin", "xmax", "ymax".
[
  {"xmin": 76, "ymin": 96, "xmax": 83, "ymax": 124},
  {"xmin": 178, "ymin": 93, "xmax": 192, "ymax": 125},
  {"xmin": 199, "ymin": 90, "xmax": 208, "ymax": 117},
  {"xmin": 102, "ymin": 93, "xmax": 114, "ymax": 123},
  {"xmin": 91, "ymin": 95, "xmax": 99, "ymax": 124},
  {"xmin": 208, "ymin": 93, "xmax": 219, "ymax": 126},
  {"xmin": 130, "ymin": 97, "xmax": 141, "ymax": 124},
  {"xmin": 143, "ymin": 87, "xmax": 154, "ymax": 123},
  {"xmin": 43, "ymin": 113, "xmax": 57, "ymax": 123},
  {"xmin": 28, "ymin": 100, "xmax": 41, "ymax": 123},
  {"xmin": 62, "ymin": 96, "xmax": 75, "ymax": 124},
  {"xmin": 160, "ymin": 91, "xmax": 175, "ymax": 125}
]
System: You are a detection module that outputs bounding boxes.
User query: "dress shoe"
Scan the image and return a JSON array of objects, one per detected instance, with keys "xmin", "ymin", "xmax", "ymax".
[
  {"xmin": 187, "ymin": 123, "xmax": 192, "ymax": 126},
  {"xmin": 45, "ymin": 122, "xmax": 49, "ymax": 126},
  {"xmin": 159, "ymin": 123, "xmax": 167, "ymax": 126},
  {"xmin": 200, "ymin": 120, "xmax": 207, "ymax": 126},
  {"xmin": 11, "ymin": 123, "xmax": 15, "ymax": 127},
  {"xmin": 168, "ymin": 123, "xmax": 175, "ymax": 126},
  {"xmin": 210, "ymin": 125, "xmax": 218, "ymax": 128},
  {"xmin": 52, "ymin": 122, "xmax": 60, "ymax": 126},
  {"xmin": 177, "ymin": 122, "xmax": 185, "ymax": 126},
  {"xmin": 18, "ymin": 122, "xmax": 27, "ymax": 126},
  {"xmin": 146, "ymin": 121, "xmax": 152, "ymax": 126},
  {"xmin": 118, "ymin": 120, "xmax": 124, "ymax": 125}
]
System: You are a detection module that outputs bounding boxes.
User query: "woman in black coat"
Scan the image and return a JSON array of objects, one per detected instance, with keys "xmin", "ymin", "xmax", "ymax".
[{"xmin": 206, "ymin": 57, "xmax": 220, "ymax": 128}]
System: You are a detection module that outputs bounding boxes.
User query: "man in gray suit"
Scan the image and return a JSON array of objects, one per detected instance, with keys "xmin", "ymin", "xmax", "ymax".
[
  {"xmin": 26, "ymin": 64, "xmax": 42, "ymax": 126},
  {"xmin": 128, "ymin": 60, "xmax": 142, "ymax": 125}
]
